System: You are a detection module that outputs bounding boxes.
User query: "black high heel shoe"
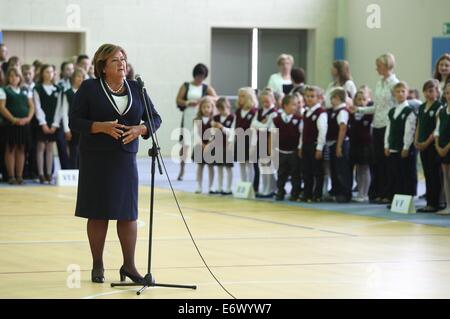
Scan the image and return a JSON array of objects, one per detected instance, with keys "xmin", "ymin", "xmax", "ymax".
[
  {"xmin": 119, "ymin": 266, "xmax": 144, "ymax": 283},
  {"xmin": 91, "ymin": 268, "xmax": 105, "ymax": 283}
]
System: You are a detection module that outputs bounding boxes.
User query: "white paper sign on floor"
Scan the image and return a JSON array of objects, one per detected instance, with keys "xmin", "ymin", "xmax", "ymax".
[
  {"xmin": 234, "ymin": 182, "xmax": 255, "ymax": 200},
  {"xmin": 57, "ymin": 170, "xmax": 79, "ymax": 186},
  {"xmin": 390, "ymin": 194, "xmax": 416, "ymax": 214}
]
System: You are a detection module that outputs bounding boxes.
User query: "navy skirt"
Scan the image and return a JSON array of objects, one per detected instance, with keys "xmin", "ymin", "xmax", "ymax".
[{"xmin": 75, "ymin": 149, "xmax": 138, "ymax": 221}]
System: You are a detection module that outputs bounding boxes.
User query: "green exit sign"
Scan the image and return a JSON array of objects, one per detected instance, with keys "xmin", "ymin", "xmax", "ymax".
[{"xmin": 444, "ymin": 23, "xmax": 450, "ymax": 35}]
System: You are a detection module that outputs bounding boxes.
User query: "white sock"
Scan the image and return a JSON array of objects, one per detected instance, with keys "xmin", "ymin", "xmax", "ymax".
[
  {"xmin": 226, "ymin": 167, "xmax": 233, "ymax": 193},
  {"xmin": 217, "ymin": 166, "xmax": 224, "ymax": 192},
  {"xmin": 196, "ymin": 164, "xmax": 203, "ymax": 192},
  {"xmin": 208, "ymin": 165, "xmax": 214, "ymax": 192}
]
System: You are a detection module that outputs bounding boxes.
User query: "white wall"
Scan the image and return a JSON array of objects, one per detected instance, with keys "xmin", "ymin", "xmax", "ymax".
[
  {"xmin": 338, "ymin": 0, "xmax": 450, "ymax": 97},
  {"xmin": 0, "ymin": 0, "xmax": 338, "ymax": 156}
]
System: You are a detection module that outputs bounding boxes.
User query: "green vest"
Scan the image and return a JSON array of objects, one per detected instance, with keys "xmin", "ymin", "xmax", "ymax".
[
  {"xmin": 438, "ymin": 107, "xmax": 450, "ymax": 148},
  {"xmin": 4, "ymin": 86, "xmax": 30, "ymax": 118},
  {"xmin": 388, "ymin": 106, "xmax": 413, "ymax": 151},
  {"xmin": 35, "ymin": 84, "xmax": 60, "ymax": 125},
  {"xmin": 417, "ymin": 101, "xmax": 442, "ymax": 143}
]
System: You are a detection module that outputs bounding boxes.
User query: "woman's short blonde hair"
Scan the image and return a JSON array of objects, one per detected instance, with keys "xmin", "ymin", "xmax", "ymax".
[
  {"xmin": 277, "ymin": 54, "xmax": 294, "ymax": 66},
  {"xmin": 93, "ymin": 43, "xmax": 127, "ymax": 79},
  {"xmin": 376, "ymin": 53, "xmax": 396, "ymax": 71}
]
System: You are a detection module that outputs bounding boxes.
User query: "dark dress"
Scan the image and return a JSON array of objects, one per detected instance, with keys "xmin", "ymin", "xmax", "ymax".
[{"xmin": 69, "ymin": 78, "xmax": 161, "ymax": 221}]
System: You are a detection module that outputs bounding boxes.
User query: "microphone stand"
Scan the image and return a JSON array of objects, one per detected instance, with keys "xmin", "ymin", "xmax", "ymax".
[{"xmin": 111, "ymin": 79, "xmax": 197, "ymax": 295}]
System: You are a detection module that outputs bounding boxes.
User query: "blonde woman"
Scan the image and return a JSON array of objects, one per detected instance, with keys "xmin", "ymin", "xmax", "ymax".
[
  {"xmin": 356, "ymin": 53, "xmax": 399, "ymax": 203},
  {"xmin": 267, "ymin": 54, "xmax": 294, "ymax": 94}
]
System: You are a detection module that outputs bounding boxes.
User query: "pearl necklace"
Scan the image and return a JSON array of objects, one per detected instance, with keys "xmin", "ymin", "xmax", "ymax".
[{"xmin": 105, "ymin": 79, "xmax": 124, "ymax": 94}]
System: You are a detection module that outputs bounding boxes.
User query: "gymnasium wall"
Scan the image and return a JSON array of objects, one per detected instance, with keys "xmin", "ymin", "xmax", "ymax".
[
  {"xmin": 338, "ymin": 0, "xmax": 450, "ymax": 97},
  {"xmin": 0, "ymin": 0, "xmax": 338, "ymax": 156}
]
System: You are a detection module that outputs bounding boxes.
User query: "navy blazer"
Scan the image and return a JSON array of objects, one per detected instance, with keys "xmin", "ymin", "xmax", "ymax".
[{"xmin": 69, "ymin": 78, "xmax": 162, "ymax": 153}]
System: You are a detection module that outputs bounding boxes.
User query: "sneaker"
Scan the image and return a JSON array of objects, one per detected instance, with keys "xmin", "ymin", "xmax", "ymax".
[
  {"xmin": 195, "ymin": 188, "xmax": 202, "ymax": 194},
  {"xmin": 353, "ymin": 196, "xmax": 366, "ymax": 203}
]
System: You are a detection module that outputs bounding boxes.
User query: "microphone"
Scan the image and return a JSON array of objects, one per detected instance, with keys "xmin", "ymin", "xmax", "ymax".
[{"xmin": 135, "ymin": 74, "xmax": 145, "ymax": 88}]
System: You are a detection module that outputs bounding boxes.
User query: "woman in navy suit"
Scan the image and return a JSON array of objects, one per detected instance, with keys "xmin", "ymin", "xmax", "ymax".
[{"xmin": 69, "ymin": 44, "xmax": 161, "ymax": 284}]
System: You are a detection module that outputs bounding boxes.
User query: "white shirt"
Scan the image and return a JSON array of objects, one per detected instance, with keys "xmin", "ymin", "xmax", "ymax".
[
  {"xmin": 53, "ymin": 88, "xmax": 78, "ymax": 132},
  {"xmin": 434, "ymin": 106, "xmax": 450, "ymax": 137},
  {"xmin": 186, "ymin": 83, "xmax": 203, "ymax": 102},
  {"xmin": 384, "ymin": 101, "xmax": 416, "ymax": 152},
  {"xmin": 324, "ymin": 80, "xmax": 357, "ymax": 109},
  {"xmin": 58, "ymin": 79, "xmax": 71, "ymax": 91},
  {"xmin": 251, "ymin": 106, "xmax": 278, "ymax": 130},
  {"xmin": 112, "ymin": 94, "xmax": 129, "ymax": 115},
  {"xmin": 359, "ymin": 74, "xmax": 399, "ymax": 128},
  {"xmin": 34, "ymin": 84, "xmax": 59, "ymax": 126},
  {"xmin": 327, "ymin": 103, "xmax": 349, "ymax": 146},
  {"xmin": 267, "ymin": 73, "xmax": 292, "ymax": 94},
  {"xmin": 0, "ymin": 86, "xmax": 33, "ymax": 100},
  {"xmin": 299, "ymin": 103, "xmax": 328, "ymax": 151}
]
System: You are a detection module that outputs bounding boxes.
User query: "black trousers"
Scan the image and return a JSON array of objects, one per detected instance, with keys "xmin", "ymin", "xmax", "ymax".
[
  {"xmin": 369, "ymin": 127, "xmax": 389, "ymax": 200},
  {"xmin": 302, "ymin": 144, "xmax": 324, "ymax": 200},
  {"xmin": 253, "ymin": 163, "xmax": 260, "ymax": 193},
  {"xmin": 330, "ymin": 141, "xmax": 352, "ymax": 202},
  {"xmin": 277, "ymin": 152, "xmax": 301, "ymax": 197},
  {"xmin": 386, "ymin": 149, "xmax": 417, "ymax": 200},
  {"xmin": 420, "ymin": 145, "xmax": 442, "ymax": 207},
  {"xmin": 56, "ymin": 125, "xmax": 70, "ymax": 169}
]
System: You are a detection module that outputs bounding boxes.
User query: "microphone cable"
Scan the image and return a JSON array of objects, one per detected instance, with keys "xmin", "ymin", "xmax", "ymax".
[{"xmin": 141, "ymin": 86, "xmax": 237, "ymax": 299}]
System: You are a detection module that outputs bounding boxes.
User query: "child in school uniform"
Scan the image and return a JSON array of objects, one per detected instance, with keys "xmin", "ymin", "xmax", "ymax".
[
  {"xmin": 232, "ymin": 87, "xmax": 258, "ymax": 184},
  {"xmin": 349, "ymin": 90, "xmax": 374, "ymax": 202},
  {"xmin": 52, "ymin": 68, "xmax": 86, "ymax": 169},
  {"xmin": 211, "ymin": 97, "xmax": 234, "ymax": 195},
  {"xmin": 33, "ymin": 64, "xmax": 61, "ymax": 184},
  {"xmin": 384, "ymin": 81, "xmax": 417, "ymax": 201},
  {"xmin": 271, "ymin": 94, "xmax": 302, "ymax": 201},
  {"xmin": 415, "ymin": 80, "xmax": 443, "ymax": 213},
  {"xmin": 434, "ymin": 83, "xmax": 450, "ymax": 215},
  {"xmin": 0, "ymin": 67, "xmax": 35, "ymax": 184},
  {"xmin": 251, "ymin": 89, "xmax": 278, "ymax": 197},
  {"xmin": 326, "ymin": 87, "xmax": 352, "ymax": 203},
  {"xmin": 299, "ymin": 86, "xmax": 328, "ymax": 202},
  {"xmin": 192, "ymin": 96, "xmax": 216, "ymax": 194}
]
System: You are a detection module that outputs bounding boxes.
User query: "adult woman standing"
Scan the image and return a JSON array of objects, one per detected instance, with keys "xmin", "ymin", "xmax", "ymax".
[
  {"xmin": 69, "ymin": 44, "xmax": 162, "ymax": 283},
  {"xmin": 324, "ymin": 60, "xmax": 357, "ymax": 109},
  {"xmin": 175, "ymin": 63, "xmax": 217, "ymax": 181},
  {"xmin": 354, "ymin": 53, "xmax": 399, "ymax": 203},
  {"xmin": 267, "ymin": 54, "xmax": 294, "ymax": 95}
]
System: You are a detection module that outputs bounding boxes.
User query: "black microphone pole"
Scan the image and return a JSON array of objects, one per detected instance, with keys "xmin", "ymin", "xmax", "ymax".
[{"xmin": 110, "ymin": 75, "xmax": 197, "ymax": 295}]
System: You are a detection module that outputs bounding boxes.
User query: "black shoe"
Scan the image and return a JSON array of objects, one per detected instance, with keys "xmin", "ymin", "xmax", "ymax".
[
  {"xmin": 38, "ymin": 175, "xmax": 45, "ymax": 184},
  {"xmin": 45, "ymin": 174, "xmax": 52, "ymax": 184},
  {"xmin": 387, "ymin": 204, "xmax": 392, "ymax": 209},
  {"xmin": 209, "ymin": 191, "xmax": 219, "ymax": 195},
  {"xmin": 288, "ymin": 195, "xmax": 299, "ymax": 202},
  {"xmin": 91, "ymin": 268, "xmax": 105, "ymax": 283},
  {"xmin": 275, "ymin": 193, "xmax": 284, "ymax": 201},
  {"xmin": 221, "ymin": 191, "xmax": 232, "ymax": 196},
  {"xmin": 119, "ymin": 266, "xmax": 144, "ymax": 284},
  {"xmin": 16, "ymin": 177, "xmax": 24, "ymax": 185}
]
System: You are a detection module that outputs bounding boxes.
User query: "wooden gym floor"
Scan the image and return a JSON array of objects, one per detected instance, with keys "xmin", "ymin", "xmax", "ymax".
[{"xmin": 1, "ymin": 185, "xmax": 450, "ymax": 299}]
